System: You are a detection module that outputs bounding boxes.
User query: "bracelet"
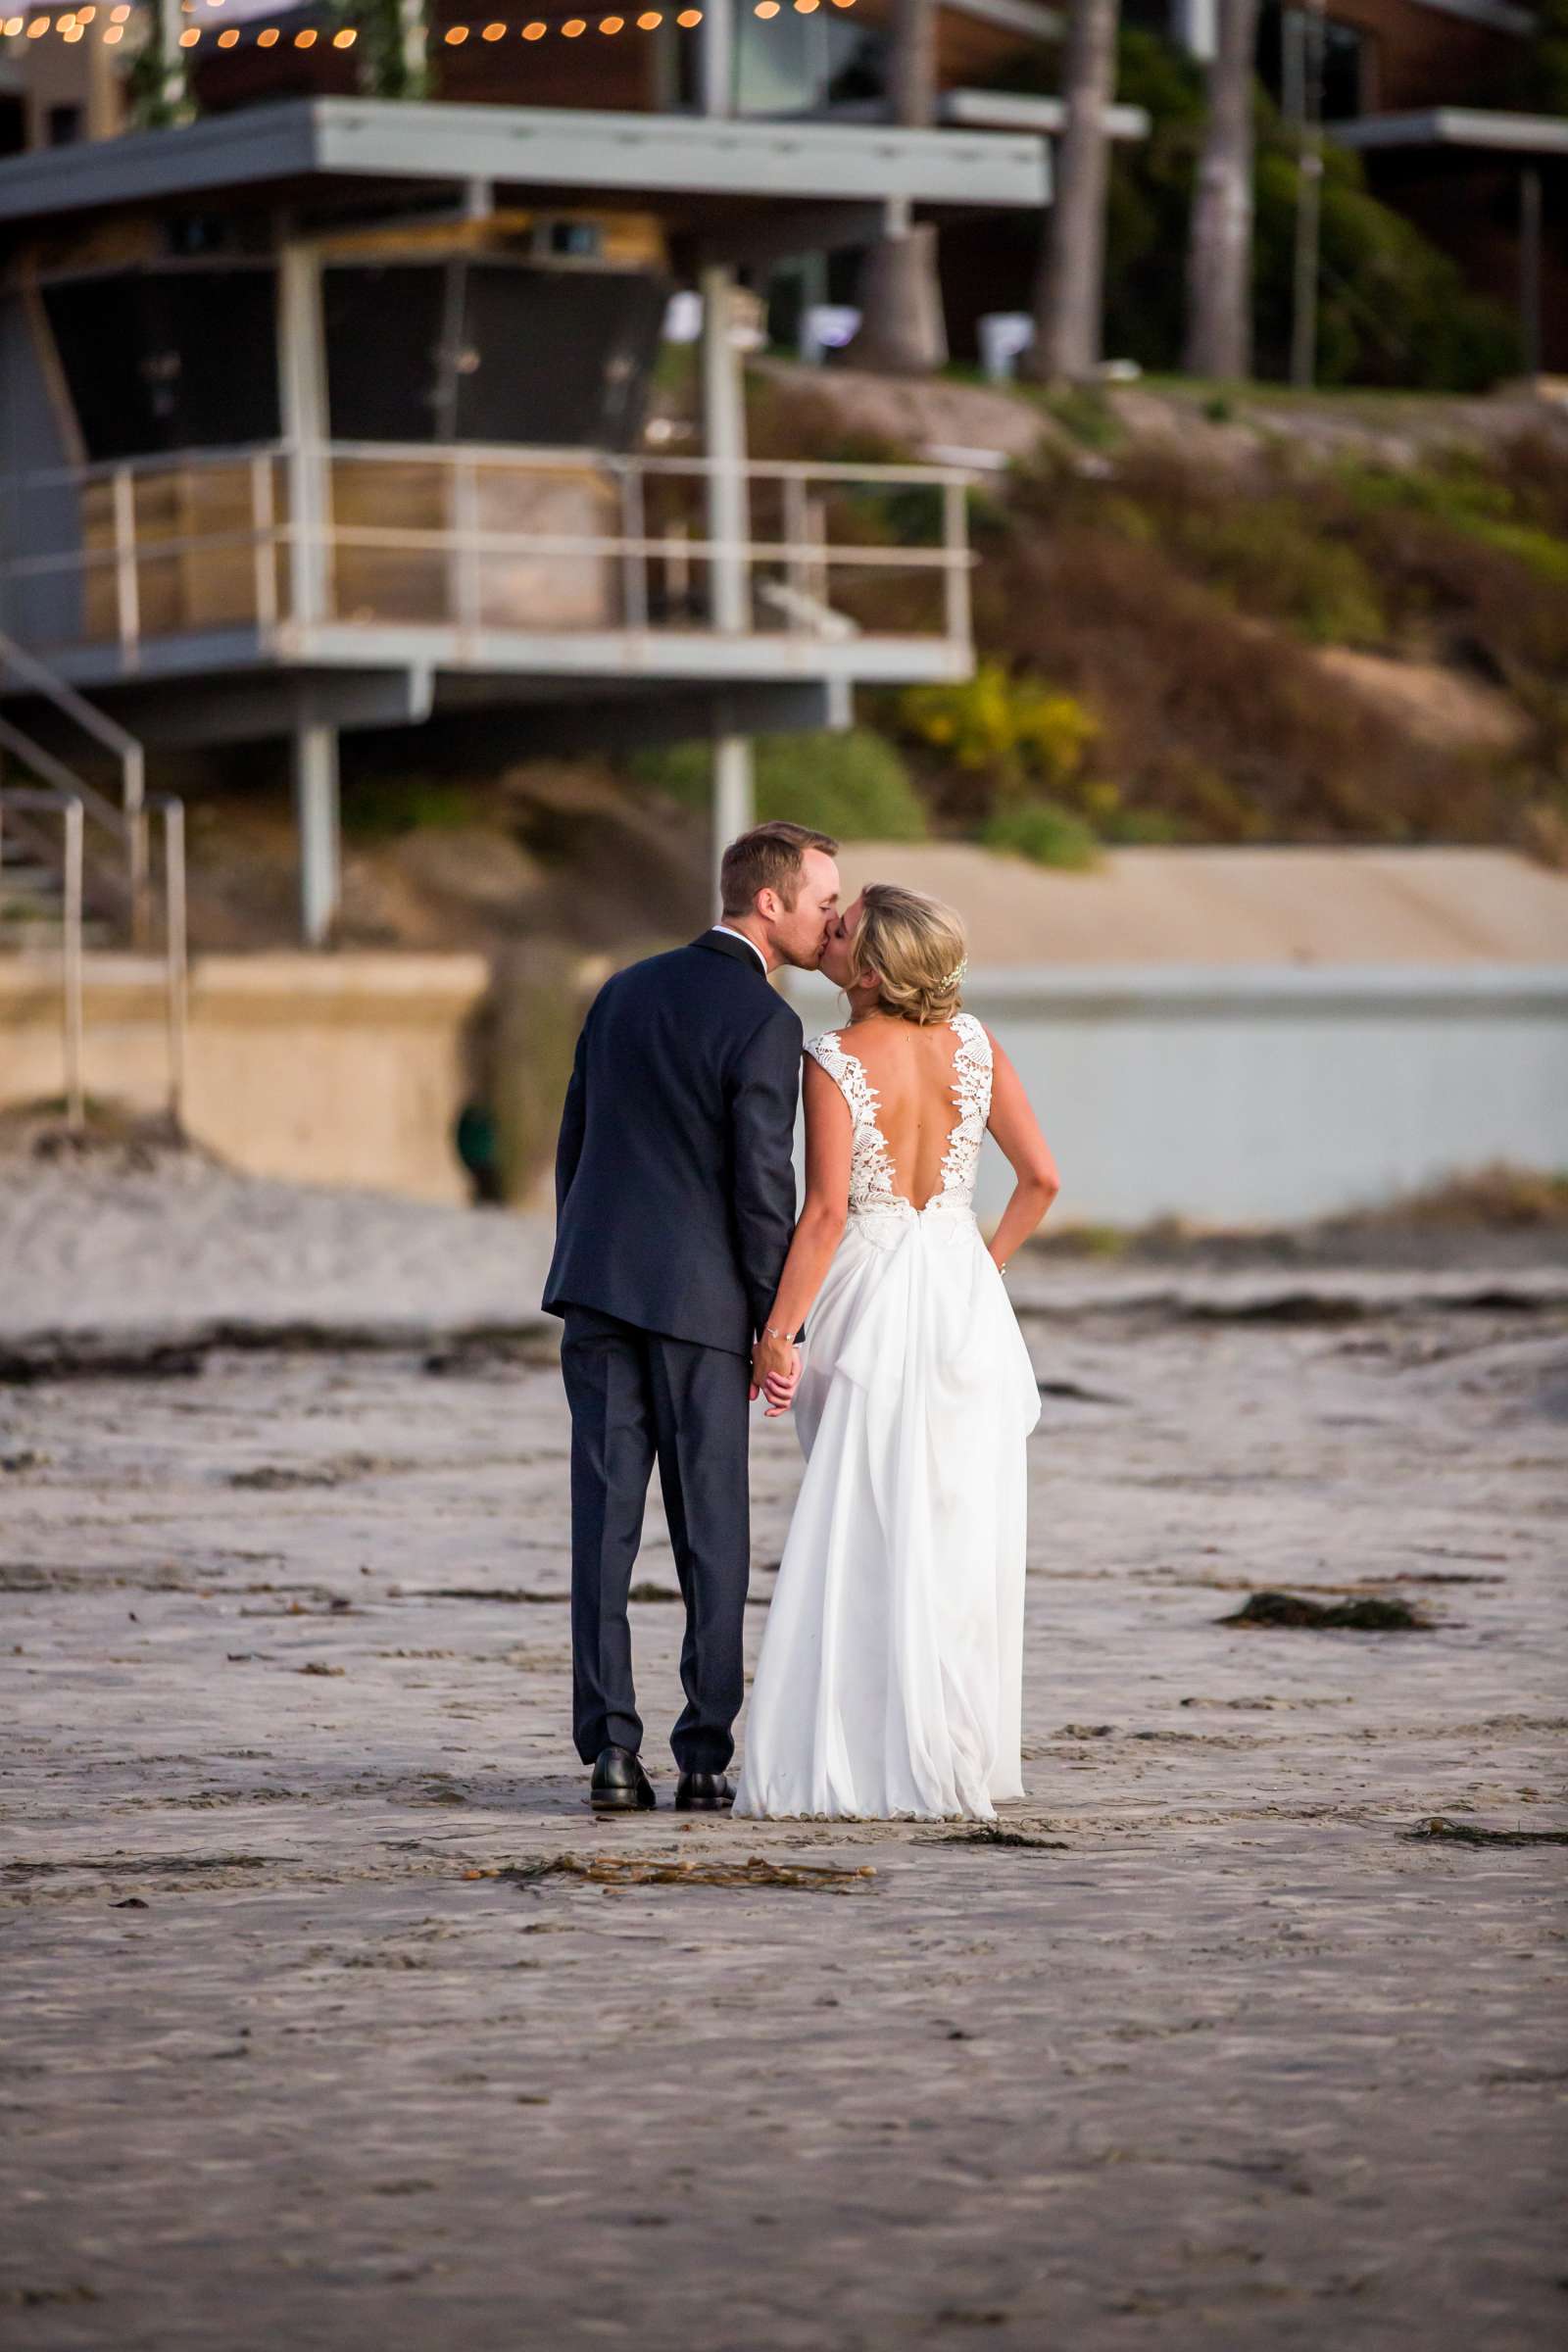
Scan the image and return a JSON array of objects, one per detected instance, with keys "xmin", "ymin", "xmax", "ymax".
[{"xmin": 762, "ymin": 1325, "xmax": 790, "ymax": 1343}]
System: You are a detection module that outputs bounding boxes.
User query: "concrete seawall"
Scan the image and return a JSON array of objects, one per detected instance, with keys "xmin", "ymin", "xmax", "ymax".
[
  {"xmin": 4, "ymin": 945, "xmax": 1565, "ymax": 1224},
  {"xmin": 0, "ymin": 952, "xmax": 491, "ymax": 1204},
  {"xmin": 788, "ymin": 963, "xmax": 1568, "ymax": 1226}
]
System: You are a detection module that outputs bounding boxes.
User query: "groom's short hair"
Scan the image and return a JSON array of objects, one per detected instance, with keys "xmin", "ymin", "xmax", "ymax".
[{"xmin": 720, "ymin": 821, "xmax": 839, "ymax": 918}]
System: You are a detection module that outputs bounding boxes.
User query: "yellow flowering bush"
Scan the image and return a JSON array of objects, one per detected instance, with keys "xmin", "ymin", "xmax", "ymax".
[{"xmin": 898, "ymin": 663, "xmax": 1100, "ymax": 799}]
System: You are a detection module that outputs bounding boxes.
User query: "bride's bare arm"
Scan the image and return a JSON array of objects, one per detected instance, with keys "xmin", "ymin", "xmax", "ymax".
[
  {"xmin": 983, "ymin": 1029, "xmax": 1059, "ymax": 1271},
  {"xmin": 754, "ymin": 1058, "xmax": 852, "ymax": 1413}
]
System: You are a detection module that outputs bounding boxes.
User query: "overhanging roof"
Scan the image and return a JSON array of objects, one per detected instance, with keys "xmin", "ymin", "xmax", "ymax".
[
  {"xmin": 1333, "ymin": 108, "xmax": 1568, "ymax": 160},
  {"xmin": 0, "ymin": 95, "xmax": 1051, "ymax": 236}
]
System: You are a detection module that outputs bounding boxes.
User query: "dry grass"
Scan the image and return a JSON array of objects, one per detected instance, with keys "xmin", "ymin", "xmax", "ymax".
[
  {"xmin": 972, "ymin": 512, "xmax": 1509, "ymax": 843},
  {"xmin": 1337, "ymin": 1164, "xmax": 1568, "ymax": 1229}
]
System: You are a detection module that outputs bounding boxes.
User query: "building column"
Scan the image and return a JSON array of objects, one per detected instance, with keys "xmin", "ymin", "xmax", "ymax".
[
  {"xmin": 700, "ymin": 256, "xmax": 756, "ymax": 910},
  {"xmin": 276, "ymin": 239, "xmax": 342, "ymax": 946},
  {"xmin": 697, "ymin": 5, "xmax": 755, "ymax": 910},
  {"xmin": 710, "ymin": 732, "xmax": 755, "ymax": 911},
  {"xmin": 1520, "ymin": 165, "xmax": 1543, "ymax": 380},
  {"xmin": 293, "ymin": 723, "xmax": 340, "ymax": 949}
]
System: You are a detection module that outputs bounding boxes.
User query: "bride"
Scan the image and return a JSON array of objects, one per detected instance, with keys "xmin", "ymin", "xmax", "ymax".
[{"xmin": 734, "ymin": 883, "xmax": 1060, "ymax": 1823}]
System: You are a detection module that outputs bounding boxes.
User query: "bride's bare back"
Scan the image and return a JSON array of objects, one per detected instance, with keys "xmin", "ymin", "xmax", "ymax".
[{"xmin": 827, "ymin": 1013, "xmax": 972, "ymax": 1208}]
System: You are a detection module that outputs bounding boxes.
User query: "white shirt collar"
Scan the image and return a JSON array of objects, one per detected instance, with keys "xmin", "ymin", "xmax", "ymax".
[{"xmin": 711, "ymin": 924, "xmax": 770, "ymax": 975}]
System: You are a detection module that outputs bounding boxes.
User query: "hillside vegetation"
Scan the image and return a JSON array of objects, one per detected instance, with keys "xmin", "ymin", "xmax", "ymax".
[
  {"xmin": 728, "ymin": 368, "xmax": 1568, "ymax": 870},
  {"xmin": 174, "ymin": 372, "xmax": 1568, "ymax": 958}
]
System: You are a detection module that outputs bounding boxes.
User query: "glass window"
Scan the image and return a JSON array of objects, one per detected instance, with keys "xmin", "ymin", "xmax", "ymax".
[
  {"xmin": 40, "ymin": 268, "xmax": 279, "ymax": 459},
  {"xmin": 323, "ymin": 260, "xmax": 669, "ymax": 451},
  {"xmin": 734, "ymin": 8, "xmax": 888, "ymax": 115}
]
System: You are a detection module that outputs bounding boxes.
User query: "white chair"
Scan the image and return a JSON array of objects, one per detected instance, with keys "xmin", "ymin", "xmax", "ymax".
[
  {"xmin": 978, "ymin": 312, "xmax": 1035, "ymax": 383},
  {"xmin": 799, "ymin": 304, "xmax": 862, "ymax": 367}
]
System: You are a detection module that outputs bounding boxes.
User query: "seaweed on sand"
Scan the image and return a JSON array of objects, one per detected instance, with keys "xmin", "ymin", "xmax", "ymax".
[{"xmin": 1220, "ymin": 1591, "xmax": 1432, "ymax": 1631}]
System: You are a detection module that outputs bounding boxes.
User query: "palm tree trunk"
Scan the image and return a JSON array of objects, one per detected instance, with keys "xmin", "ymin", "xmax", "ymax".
[
  {"xmin": 847, "ymin": 0, "xmax": 949, "ymax": 375},
  {"xmin": 1183, "ymin": 0, "xmax": 1262, "ymax": 380},
  {"xmin": 1026, "ymin": 0, "xmax": 1120, "ymax": 383}
]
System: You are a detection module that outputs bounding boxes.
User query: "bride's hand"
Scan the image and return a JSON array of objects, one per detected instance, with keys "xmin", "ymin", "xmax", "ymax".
[
  {"xmin": 753, "ymin": 1335, "xmax": 801, "ymax": 1417},
  {"xmin": 751, "ymin": 1329, "xmax": 794, "ymax": 1408}
]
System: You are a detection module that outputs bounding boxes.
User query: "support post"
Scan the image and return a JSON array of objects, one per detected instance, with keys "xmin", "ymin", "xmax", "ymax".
[
  {"xmin": 711, "ymin": 731, "xmax": 755, "ymax": 917},
  {"xmin": 696, "ymin": 14, "xmax": 758, "ymax": 914},
  {"xmin": 276, "ymin": 240, "xmax": 332, "ymax": 632},
  {"xmin": 62, "ymin": 798, "xmax": 84, "ymax": 1130},
  {"xmin": 277, "ymin": 239, "xmax": 341, "ymax": 946},
  {"xmin": 1289, "ymin": 0, "xmax": 1324, "ymax": 390},
  {"xmin": 293, "ymin": 722, "xmax": 340, "ymax": 949},
  {"xmin": 699, "ymin": 262, "xmax": 751, "ymax": 635},
  {"xmin": 697, "ymin": 0, "xmax": 733, "ymax": 119},
  {"xmin": 156, "ymin": 0, "xmax": 191, "ymax": 121},
  {"xmin": 1520, "ymin": 165, "xmax": 1543, "ymax": 381},
  {"xmin": 163, "ymin": 800, "xmax": 188, "ymax": 1129},
  {"xmin": 699, "ymin": 251, "xmax": 756, "ymax": 909}
]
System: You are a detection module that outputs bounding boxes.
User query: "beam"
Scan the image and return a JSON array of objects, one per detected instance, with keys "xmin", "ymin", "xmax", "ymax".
[
  {"xmin": 692, "ymin": 201, "xmax": 890, "ymax": 274},
  {"xmin": 100, "ymin": 667, "xmax": 437, "ymax": 749}
]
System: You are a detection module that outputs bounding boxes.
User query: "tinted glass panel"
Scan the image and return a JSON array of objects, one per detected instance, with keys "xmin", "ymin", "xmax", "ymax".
[
  {"xmin": 41, "ymin": 268, "xmax": 279, "ymax": 459},
  {"xmin": 458, "ymin": 264, "xmax": 668, "ymax": 450},
  {"xmin": 322, "ymin": 263, "xmax": 448, "ymax": 442}
]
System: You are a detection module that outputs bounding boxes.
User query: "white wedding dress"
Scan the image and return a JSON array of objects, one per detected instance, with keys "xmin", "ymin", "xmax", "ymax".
[{"xmin": 734, "ymin": 1013, "xmax": 1043, "ymax": 1822}]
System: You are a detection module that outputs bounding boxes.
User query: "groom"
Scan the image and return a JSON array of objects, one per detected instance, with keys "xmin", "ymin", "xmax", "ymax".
[{"xmin": 542, "ymin": 821, "xmax": 841, "ymax": 1812}]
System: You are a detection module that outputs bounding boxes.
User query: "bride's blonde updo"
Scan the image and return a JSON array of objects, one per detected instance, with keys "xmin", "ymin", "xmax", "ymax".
[{"xmin": 848, "ymin": 883, "xmax": 968, "ymax": 1026}]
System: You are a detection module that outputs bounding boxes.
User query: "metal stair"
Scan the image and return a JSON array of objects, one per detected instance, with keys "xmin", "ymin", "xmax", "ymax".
[{"xmin": 0, "ymin": 630, "xmax": 187, "ymax": 1128}]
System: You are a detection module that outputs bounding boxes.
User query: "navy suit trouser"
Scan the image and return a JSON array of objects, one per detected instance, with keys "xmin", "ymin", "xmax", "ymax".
[{"xmin": 560, "ymin": 1305, "xmax": 752, "ymax": 1773}]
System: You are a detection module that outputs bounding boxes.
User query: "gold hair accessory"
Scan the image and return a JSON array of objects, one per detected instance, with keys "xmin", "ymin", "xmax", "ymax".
[{"xmin": 942, "ymin": 958, "xmax": 968, "ymax": 989}]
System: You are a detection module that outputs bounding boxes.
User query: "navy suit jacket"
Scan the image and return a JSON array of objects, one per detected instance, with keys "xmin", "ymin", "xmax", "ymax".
[{"xmin": 542, "ymin": 929, "xmax": 804, "ymax": 1357}]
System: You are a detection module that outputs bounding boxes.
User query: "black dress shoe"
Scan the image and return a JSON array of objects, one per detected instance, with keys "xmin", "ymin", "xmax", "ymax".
[
  {"xmin": 674, "ymin": 1770, "xmax": 734, "ymax": 1812},
  {"xmin": 590, "ymin": 1744, "xmax": 657, "ymax": 1812}
]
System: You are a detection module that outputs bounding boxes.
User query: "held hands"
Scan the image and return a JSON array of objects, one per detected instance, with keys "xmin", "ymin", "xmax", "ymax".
[{"xmin": 751, "ymin": 1329, "xmax": 801, "ymax": 1418}]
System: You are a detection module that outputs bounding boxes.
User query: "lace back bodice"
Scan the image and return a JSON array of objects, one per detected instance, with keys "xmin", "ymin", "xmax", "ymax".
[{"xmin": 807, "ymin": 1011, "xmax": 992, "ymax": 1229}]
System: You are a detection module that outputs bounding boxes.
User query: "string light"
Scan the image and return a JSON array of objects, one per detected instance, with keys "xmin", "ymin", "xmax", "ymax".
[{"xmin": 1, "ymin": 0, "xmax": 863, "ymax": 42}]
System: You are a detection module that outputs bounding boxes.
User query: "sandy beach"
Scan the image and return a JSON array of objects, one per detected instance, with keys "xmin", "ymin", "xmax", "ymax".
[{"xmin": 2, "ymin": 1155, "xmax": 1564, "ymax": 2350}]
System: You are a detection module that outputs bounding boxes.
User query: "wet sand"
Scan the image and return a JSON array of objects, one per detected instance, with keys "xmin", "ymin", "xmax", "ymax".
[{"xmin": 2, "ymin": 1175, "xmax": 1565, "ymax": 2349}]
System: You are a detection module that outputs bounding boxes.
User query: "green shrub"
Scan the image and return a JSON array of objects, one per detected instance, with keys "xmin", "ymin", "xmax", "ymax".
[
  {"xmin": 981, "ymin": 798, "xmax": 1102, "ymax": 869},
  {"xmin": 1036, "ymin": 384, "xmax": 1121, "ymax": 450},
  {"xmin": 340, "ymin": 776, "xmax": 479, "ymax": 840},
  {"xmin": 1168, "ymin": 504, "xmax": 1388, "ymax": 644},
  {"xmin": 1102, "ymin": 805, "xmax": 1186, "ymax": 845},
  {"xmin": 631, "ymin": 727, "xmax": 927, "ymax": 842}
]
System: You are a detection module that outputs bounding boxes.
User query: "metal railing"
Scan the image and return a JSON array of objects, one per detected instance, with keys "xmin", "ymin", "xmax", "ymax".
[
  {"xmin": 0, "ymin": 786, "xmax": 84, "ymax": 1126},
  {"xmin": 0, "ymin": 626, "xmax": 149, "ymax": 941},
  {"xmin": 0, "ymin": 787, "xmax": 186, "ymax": 1133},
  {"xmin": 0, "ymin": 439, "xmax": 977, "ymax": 663}
]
